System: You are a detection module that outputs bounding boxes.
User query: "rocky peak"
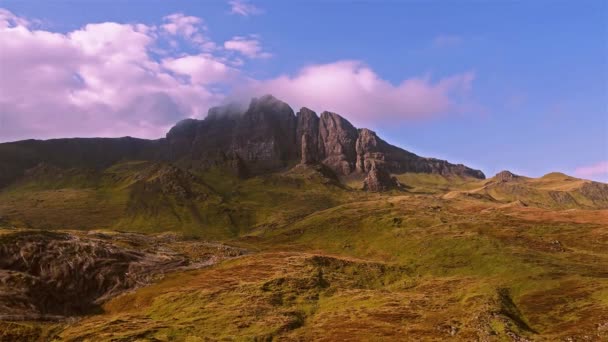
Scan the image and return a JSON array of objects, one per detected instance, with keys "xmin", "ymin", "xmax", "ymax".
[
  {"xmin": 233, "ymin": 95, "xmax": 297, "ymax": 171},
  {"xmin": 248, "ymin": 94, "xmax": 293, "ymax": 115},
  {"xmin": 495, "ymin": 170, "xmax": 519, "ymax": 182},
  {"xmin": 206, "ymin": 102, "xmax": 244, "ymax": 120},
  {"xmin": 0, "ymin": 95, "xmax": 487, "ymax": 189}
]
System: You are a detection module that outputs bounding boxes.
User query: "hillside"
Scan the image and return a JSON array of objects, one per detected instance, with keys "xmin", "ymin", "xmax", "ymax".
[{"xmin": 0, "ymin": 96, "xmax": 606, "ymax": 341}]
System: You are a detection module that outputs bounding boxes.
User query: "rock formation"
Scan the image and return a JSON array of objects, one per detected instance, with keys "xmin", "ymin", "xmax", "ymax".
[
  {"xmin": 495, "ymin": 170, "xmax": 519, "ymax": 182},
  {"xmin": 300, "ymin": 134, "xmax": 316, "ymax": 164},
  {"xmin": 0, "ymin": 94, "xmax": 486, "ymax": 189},
  {"xmin": 318, "ymin": 111, "xmax": 359, "ymax": 175},
  {"xmin": 362, "ymin": 164, "xmax": 402, "ymax": 192},
  {"xmin": 296, "ymin": 107, "xmax": 319, "ymax": 162}
]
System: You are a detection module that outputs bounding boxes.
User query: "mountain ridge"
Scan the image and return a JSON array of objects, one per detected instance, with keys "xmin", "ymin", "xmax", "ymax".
[{"xmin": 0, "ymin": 94, "xmax": 484, "ymax": 190}]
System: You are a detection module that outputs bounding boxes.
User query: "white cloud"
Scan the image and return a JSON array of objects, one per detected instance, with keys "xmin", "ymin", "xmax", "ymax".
[
  {"xmin": 224, "ymin": 35, "xmax": 271, "ymax": 59},
  {"xmin": 0, "ymin": 10, "xmax": 226, "ymax": 142},
  {"xmin": 0, "ymin": 9, "xmax": 479, "ymax": 143},
  {"xmin": 228, "ymin": 0, "xmax": 263, "ymax": 16},
  {"xmin": 240, "ymin": 61, "xmax": 476, "ymax": 126},
  {"xmin": 161, "ymin": 13, "xmax": 215, "ymax": 50},
  {"xmin": 162, "ymin": 54, "xmax": 239, "ymax": 85}
]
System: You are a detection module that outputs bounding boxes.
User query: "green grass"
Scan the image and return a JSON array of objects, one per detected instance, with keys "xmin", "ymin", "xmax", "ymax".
[{"xmin": 1, "ymin": 163, "xmax": 607, "ymax": 340}]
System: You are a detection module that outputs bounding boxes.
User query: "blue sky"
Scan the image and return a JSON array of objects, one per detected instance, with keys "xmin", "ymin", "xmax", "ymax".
[{"xmin": 0, "ymin": 0, "xmax": 606, "ymax": 181}]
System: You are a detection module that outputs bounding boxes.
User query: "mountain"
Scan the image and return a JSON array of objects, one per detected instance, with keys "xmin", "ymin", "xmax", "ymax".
[
  {"xmin": 0, "ymin": 95, "xmax": 484, "ymax": 190},
  {"xmin": 1, "ymin": 95, "xmax": 607, "ymax": 341}
]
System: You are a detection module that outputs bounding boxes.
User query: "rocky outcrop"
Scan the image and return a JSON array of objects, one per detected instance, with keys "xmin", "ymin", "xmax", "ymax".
[
  {"xmin": 0, "ymin": 230, "xmax": 246, "ymax": 320},
  {"xmin": 580, "ymin": 181, "xmax": 608, "ymax": 204},
  {"xmin": 318, "ymin": 111, "xmax": 359, "ymax": 175},
  {"xmin": 228, "ymin": 151, "xmax": 249, "ymax": 178},
  {"xmin": 362, "ymin": 164, "xmax": 402, "ymax": 192},
  {"xmin": 356, "ymin": 128, "xmax": 386, "ymax": 173},
  {"xmin": 233, "ymin": 95, "xmax": 297, "ymax": 172},
  {"xmin": 301, "ymin": 134, "xmax": 316, "ymax": 164},
  {"xmin": 0, "ymin": 94, "xmax": 486, "ymax": 188},
  {"xmin": 296, "ymin": 107, "xmax": 320, "ymax": 162},
  {"xmin": 495, "ymin": 170, "xmax": 519, "ymax": 182}
]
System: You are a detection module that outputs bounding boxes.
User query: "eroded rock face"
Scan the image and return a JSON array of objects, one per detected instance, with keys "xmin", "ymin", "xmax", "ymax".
[
  {"xmin": 296, "ymin": 107, "xmax": 320, "ymax": 162},
  {"xmin": 301, "ymin": 134, "xmax": 316, "ymax": 164},
  {"xmin": 356, "ymin": 128, "xmax": 386, "ymax": 173},
  {"xmin": 362, "ymin": 164, "xmax": 401, "ymax": 192},
  {"xmin": 318, "ymin": 111, "xmax": 359, "ymax": 175},
  {"xmin": 233, "ymin": 95, "xmax": 297, "ymax": 172},
  {"xmin": 0, "ymin": 95, "xmax": 486, "ymax": 187},
  {"xmin": 580, "ymin": 182, "xmax": 608, "ymax": 204},
  {"xmin": 0, "ymin": 230, "xmax": 246, "ymax": 320}
]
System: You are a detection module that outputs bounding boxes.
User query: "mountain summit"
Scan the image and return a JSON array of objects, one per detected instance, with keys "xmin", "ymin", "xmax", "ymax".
[
  {"xmin": 167, "ymin": 95, "xmax": 485, "ymax": 181},
  {"xmin": 0, "ymin": 95, "xmax": 484, "ymax": 190}
]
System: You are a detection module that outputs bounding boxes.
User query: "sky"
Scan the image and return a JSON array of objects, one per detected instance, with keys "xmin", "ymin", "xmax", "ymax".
[{"xmin": 0, "ymin": 0, "xmax": 606, "ymax": 181}]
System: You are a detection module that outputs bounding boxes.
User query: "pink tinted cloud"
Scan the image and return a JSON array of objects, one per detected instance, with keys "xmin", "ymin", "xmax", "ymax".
[
  {"xmin": 228, "ymin": 0, "xmax": 263, "ymax": 16},
  {"xmin": 575, "ymin": 161, "xmax": 608, "ymax": 178},
  {"xmin": 224, "ymin": 35, "xmax": 271, "ymax": 58},
  {"xmin": 0, "ymin": 9, "xmax": 478, "ymax": 143},
  {"xmin": 0, "ymin": 10, "xmax": 225, "ymax": 142},
  {"xmin": 241, "ymin": 61, "xmax": 476, "ymax": 126},
  {"xmin": 161, "ymin": 13, "xmax": 215, "ymax": 50},
  {"xmin": 162, "ymin": 54, "xmax": 239, "ymax": 85}
]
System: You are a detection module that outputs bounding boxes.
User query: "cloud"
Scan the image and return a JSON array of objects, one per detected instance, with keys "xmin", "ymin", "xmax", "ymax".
[
  {"xmin": 0, "ymin": 9, "xmax": 479, "ymax": 143},
  {"xmin": 161, "ymin": 13, "xmax": 215, "ymax": 50},
  {"xmin": 0, "ymin": 9, "xmax": 226, "ymax": 142},
  {"xmin": 224, "ymin": 35, "xmax": 271, "ymax": 58},
  {"xmin": 575, "ymin": 161, "xmax": 608, "ymax": 179},
  {"xmin": 162, "ymin": 54, "xmax": 239, "ymax": 85},
  {"xmin": 432, "ymin": 34, "xmax": 462, "ymax": 48},
  {"xmin": 240, "ymin": 61, "xmax": 476, "ymax": 126},
  {"xmin": 228, "ymin": 0, "xmax": 263, "ymax": 16}
]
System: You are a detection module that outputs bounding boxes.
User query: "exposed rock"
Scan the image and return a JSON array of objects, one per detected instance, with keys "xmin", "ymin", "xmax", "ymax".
[
  {"xmin": 318, "ymin": 111, "xmax": 359, "ymax": 175},
  {"xmin": 0, "ymin": 95, "xmax": 487, "ymax": 188},
  {"xmin": 495, "ymin": 170, "xmax": 519, "ymax": 182},
  {"xmin": 233, "ymin": 95, "xmax": 297, "ymax": 172},
  {"xmin": 296, "ymin": 107, "xmax": 319, "ymax": 161},
  {"xmin": 580, "ymin": 181, "xmax": 608, "ymax": 204},
  {"xmin": 301, "ymin": 133, "xmax": 317, "ymax": 164},
  {"xmin": 548, "ymin": 191, "xmax": 578, "ymax": 206},
  {"xmin": 0, "ymin": 230, "xmax": 246, "ymax": 320},
  {"xmin": 356, "ymin": 128, "xmax": 386, "ymax": 173},
  {"xmin": 227, "ymin": 151, "xmax": 249, "ymax": 178},
  {"xmin": 362, "ymin": 164, "xmax": 402, "ymax": 192}
]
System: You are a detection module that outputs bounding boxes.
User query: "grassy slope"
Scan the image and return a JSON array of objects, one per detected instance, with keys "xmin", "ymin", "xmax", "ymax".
[
  {"xmin": 1, "ymin": 167, "xmax": 607, "ymax": 340},
  {"xmin": 0, "ymin": 162, "xmax": 355, "ymax": 239}
]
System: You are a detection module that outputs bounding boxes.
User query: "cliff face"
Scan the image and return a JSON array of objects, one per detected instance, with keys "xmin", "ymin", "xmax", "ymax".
[
  {"xmin": 166, "ymin": 95, "xmax": 485, "ymax": 188},
  {"xmin": 0, "ymin": 95, "xmax": 485, "ymax": 189}
]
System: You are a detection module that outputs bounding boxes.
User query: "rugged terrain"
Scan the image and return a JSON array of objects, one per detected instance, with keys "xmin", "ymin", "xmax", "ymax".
[{"xmin": 0, "ymin": 96, "xmax": 606, "ymax": 341}]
